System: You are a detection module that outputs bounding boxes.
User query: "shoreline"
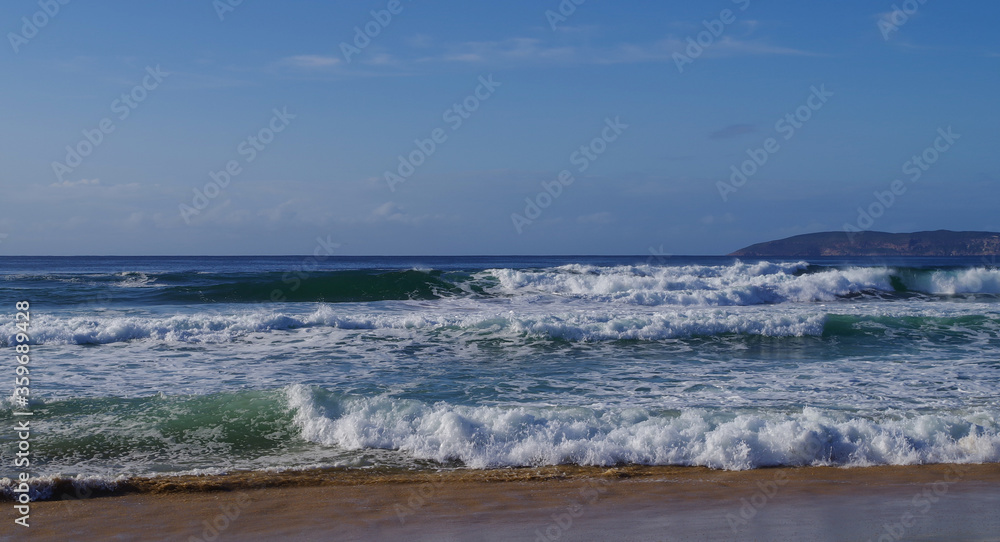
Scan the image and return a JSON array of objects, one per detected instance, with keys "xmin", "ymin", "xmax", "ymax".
[
  {"xmin": 8, "ymin": 462, "xmax": 1000, "ymax": 499},
  {"xmin": 12, "ymin": 463, "xmax": 1000, "ymax": 541},
  {"xmin": 9, "ymin": 461, "xmax": 1000, "ymax": 499}
]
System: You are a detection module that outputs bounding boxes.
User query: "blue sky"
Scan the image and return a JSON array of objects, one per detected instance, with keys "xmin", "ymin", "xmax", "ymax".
[{"xmin": 1, "ymin": 0, "xmax": 998, "ymax": 255}]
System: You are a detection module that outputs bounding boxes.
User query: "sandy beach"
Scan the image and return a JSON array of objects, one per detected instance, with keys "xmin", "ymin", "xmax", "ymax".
[{"xmin": 7, "ymin": 464, "xmax": 1000, "ymax": 541}]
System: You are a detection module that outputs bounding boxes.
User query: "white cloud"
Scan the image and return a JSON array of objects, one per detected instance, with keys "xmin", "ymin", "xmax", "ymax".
[
  {"xmin": 431, "ymin": 33, "xmax": 819, "ymax": 66},
  {"xmin": 368, "ymin": 201, "xmax": 447, "ymax": 225},
  {"xmin": 51, "ymin": 178, "xmax": 100, "ymax": 188},
  {"xmin": 282, "ymin": 55, "xmax": 342, "ymax": 69},
  {"xmin": 282, "ymin": 32, "xmax": 819, "ymax": 75},
  {"xmin": 372, "ymin": 201, "xmax": 406, "ymax": 221}
]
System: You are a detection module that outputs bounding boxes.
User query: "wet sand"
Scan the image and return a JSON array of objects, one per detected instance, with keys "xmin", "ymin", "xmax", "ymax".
[{"xmin": 10, "ymin": 464, "xmax": 1000, "ymax": 541}]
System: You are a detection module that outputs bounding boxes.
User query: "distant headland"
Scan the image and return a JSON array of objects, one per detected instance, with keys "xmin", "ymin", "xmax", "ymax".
[{"xmin": 730, "ymin": 230, "xmax": 1000, "ymax": 257}]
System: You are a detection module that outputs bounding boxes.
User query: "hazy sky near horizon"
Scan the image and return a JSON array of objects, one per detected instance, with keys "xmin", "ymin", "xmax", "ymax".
[{"xmin": 1, "ymin": 0, "xmax": 998, "ymax": 255}]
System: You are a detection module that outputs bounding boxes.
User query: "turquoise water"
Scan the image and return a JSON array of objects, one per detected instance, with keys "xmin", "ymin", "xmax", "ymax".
[{"xmin": 1, "ymin": 256, "xmax": 999, "ymax": 493}]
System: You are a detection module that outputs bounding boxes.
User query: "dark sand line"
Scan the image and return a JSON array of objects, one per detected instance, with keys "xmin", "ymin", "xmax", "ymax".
[{"xmin": 10, "ymin": 464, "xmax": 1000, "ymax": 541}]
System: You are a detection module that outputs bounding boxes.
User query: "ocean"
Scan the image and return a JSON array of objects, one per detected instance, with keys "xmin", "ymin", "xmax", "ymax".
[{"xmin": 2, "ymin": 256, "xmax": 999, "ymax": 498}]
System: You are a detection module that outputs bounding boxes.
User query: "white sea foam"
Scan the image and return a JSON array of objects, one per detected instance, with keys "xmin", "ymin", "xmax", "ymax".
[
  {"xmin": 8, "ymin": 304, "xmax": 830, "ymax": 346},
  {"xmin": 908, "ymin": 267, "xmax": 1000, "ymax": 295},
  {"xmin": 484, "ymin": 263, "xmax": 1000, "ymax": 305},
  {"xmin": 14, "ymin": 311, "xmax": 307, "ymax": 345},
  {"xmin": 115, "ymin": 271, "xmax": 158, "ymax": 288},
  {"xmin": 287, "ymin": 385, "xmax": 1000, "ymax": 470},
  {"xmin": 484, "ymin": 263, "xmax": 897, "ymax": 306},
  {"xmin": 8, "ymin": 263, "xmax": 999, "ymax": 347},
  {"xmin": 10, "ymin": 300, "xmax": 1000, "ymax": 347}
]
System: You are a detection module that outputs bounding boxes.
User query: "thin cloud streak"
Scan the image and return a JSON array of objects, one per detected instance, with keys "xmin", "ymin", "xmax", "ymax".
[{"xmin": 279, "ymin": 33, "xmax": 822, "ymax": 74}]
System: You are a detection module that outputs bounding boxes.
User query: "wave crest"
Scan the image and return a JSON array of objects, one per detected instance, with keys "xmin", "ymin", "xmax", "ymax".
[
  {"xmin": 288, "ymin": 386, "xmax": 1000, "ymax": 470},
  {"xmin": 3, "ymin": 306, "xmax": 829, "ymax": 346}
]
